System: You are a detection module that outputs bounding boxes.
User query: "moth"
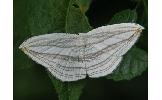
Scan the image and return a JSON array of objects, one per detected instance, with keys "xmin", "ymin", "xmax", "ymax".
[{"xmin": 19, "ymin": 23, "xmax": 144, "ymax": 82}]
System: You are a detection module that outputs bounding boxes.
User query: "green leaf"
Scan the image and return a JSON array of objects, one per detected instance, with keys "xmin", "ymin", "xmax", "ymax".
[
  {"xmin": 14, "ymin": 0, "xmax": 35, "ymax": 71},
  {"xmin": 109, "ymin": 9, "xmax": 137, "ymax": 24},
  {"xmin": 77, "ymin": 0, "xmax": 92, "ymax": 13},
  {"xmin": 28, "ymin": 0, "xmax": 91, "ymax": 35},
  {"xmin": 106, "ymin": 47, "xmax": 148, "ymax": 81},
  {"xmin": 14, "ymin": 0, "xmax": 92, "ymax": 100},
  {"xmin": 14, "ymin": 43, "xmax": 35, "ymax": 71}
]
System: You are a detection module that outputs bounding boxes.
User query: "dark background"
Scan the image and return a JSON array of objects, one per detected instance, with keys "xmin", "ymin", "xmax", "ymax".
[{"xmin": 14, "ymin": 0, "xmax": 148, "ymax": 100}]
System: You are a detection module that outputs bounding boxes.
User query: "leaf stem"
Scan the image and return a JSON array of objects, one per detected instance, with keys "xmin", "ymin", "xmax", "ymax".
[{"xmin": 65, "ymin": 0, "xmax": 72, "ymax": 33}]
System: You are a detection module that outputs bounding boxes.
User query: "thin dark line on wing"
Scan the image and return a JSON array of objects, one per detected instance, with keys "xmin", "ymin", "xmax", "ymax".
[
  {"xmin": 86, "ymin": 33, "xmax": 136, "ymax": 70},
  {"xmin": 116, "ymin": 31, "xmax": 139, "ymax": 55},
  {"xmin": 29, "ymin": 30, "xmax": 136, "ymax": 48},
  {"xmin": 87, "ymin": 56, "xmax": 113, "ymax": 70},
  {"xmin": 84, "ymin": 33, "xmax": 136, "ymax": 60},
  {"xmin": 26, "ymin": 26, "xmax": 137, "ymax": 47},
  {"xmin": 29, "ymin": 50, "xmax": 85, "ymax": 70},
  {"xmin": 89, "ymin": 57, "xmax": 121, "ymax": 76},
  {"xmin": 28, "ymin": 50, "xmax": 86, "ymax": 77},
  {"xmin": 27, "ymin": 34, "xmax": 79, "ymax": 46},
  {"xmin": 49, "ymin": 67, "xmax": 84, "ymax": 78},
  {"xmin": 27, "ymin": 32, "xmax": 136, "ymax": 63}
]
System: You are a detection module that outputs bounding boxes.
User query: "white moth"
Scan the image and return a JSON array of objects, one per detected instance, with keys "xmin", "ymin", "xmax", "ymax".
[{"xmin": 19, "ymin": 23, "xmax": 144, "ymax": 82}]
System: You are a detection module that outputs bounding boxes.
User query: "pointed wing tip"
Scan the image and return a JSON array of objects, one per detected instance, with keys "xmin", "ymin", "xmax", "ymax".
[
  {"xmin": 19, "ymin": 40, "xmax": 28, "ymax": 52},
  {"xmin": 19, "ymin": 43, "xmax": 23, "ymax": 49},
  {"xmin": 135, "ymin": 24, "xmax": 145, "ymax": 34},
  {"xmin": 136, "ymin": 23, "xmax": 145, "ymax": 30}
]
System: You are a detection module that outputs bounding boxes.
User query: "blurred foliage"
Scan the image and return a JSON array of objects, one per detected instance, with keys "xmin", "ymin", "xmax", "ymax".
[
  {"xmin": 109, "ymin": 9, "xmax": 137, "ymax": 24},
  {"xmin": 14, "ymin": 0, "xmax": 147, "ymax": 100},
  {"xmin": 107, "ymin": 47, "xmax": 148, "ymax": 81},
  {"xmin": 48, "ymin": 72, "xmax": 86, "ymax": 100}
]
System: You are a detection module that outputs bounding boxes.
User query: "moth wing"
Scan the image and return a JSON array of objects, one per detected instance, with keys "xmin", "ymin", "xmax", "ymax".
[
  {"xmin": 81, "ymin": 23, "xmax": 144, "ymax": 77},
  {"xmin": 19, "ymin": 33, "xmax": 86, "ymax": 81}
]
